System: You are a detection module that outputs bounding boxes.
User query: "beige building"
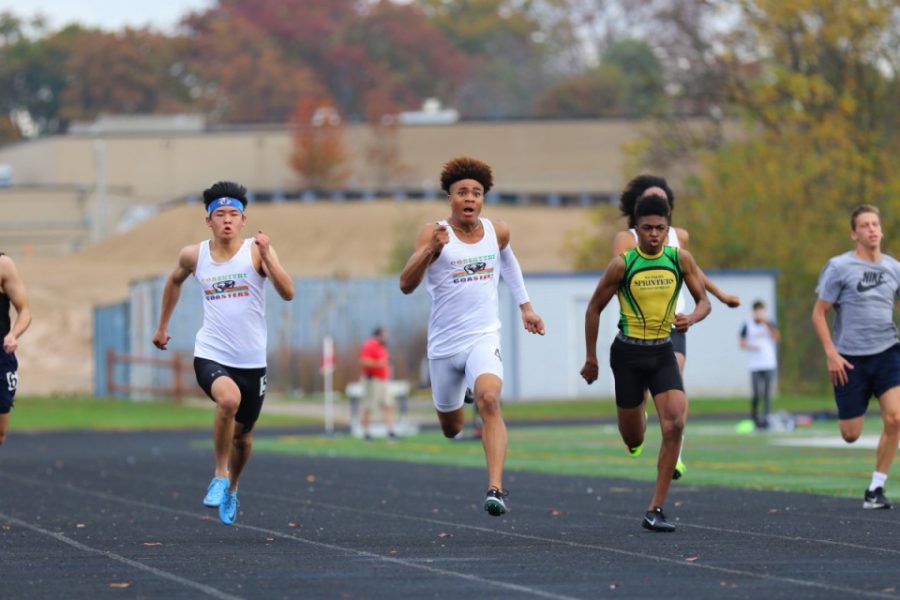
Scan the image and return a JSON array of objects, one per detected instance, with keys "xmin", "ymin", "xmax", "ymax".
[{"xmin": 0, "ymin": 116, "xmax": 729, "ymax": 258}]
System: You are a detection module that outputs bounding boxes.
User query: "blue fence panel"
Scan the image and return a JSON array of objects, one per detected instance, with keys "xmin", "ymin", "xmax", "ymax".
[
  {"xmin": 93, "ymin": 301, "xmax": 129, "ymax": 397},
  {"xmin": 110, "ymin": 275, "xmax": 433, "ymax": 396}
]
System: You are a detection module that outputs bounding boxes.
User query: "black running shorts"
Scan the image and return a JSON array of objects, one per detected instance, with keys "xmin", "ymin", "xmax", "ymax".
[
  {"xmin": 194, "ymin": 357, "xmax": 267, "ymax": 431},
  {"xmin": 0, "ymin": 352, "xmax": 18, "ymax": 415},
  {"xmin": 670, "ymin": 329, "xmax": 686, "ymax": 356},
  {"xmin": 609, "ymin": 337, "xmax": 683, "ymax": 409}
]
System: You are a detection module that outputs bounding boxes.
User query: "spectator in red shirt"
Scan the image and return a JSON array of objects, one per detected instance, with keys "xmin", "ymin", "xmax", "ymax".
[{"xmin": 359, "ymin": 326, "xmax": 397, "ymax": 439}]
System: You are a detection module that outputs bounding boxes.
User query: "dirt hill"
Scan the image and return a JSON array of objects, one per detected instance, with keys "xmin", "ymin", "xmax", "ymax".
[{"xmin": 15, "ymin": 200, "xmax": 612, "ymax": 395}]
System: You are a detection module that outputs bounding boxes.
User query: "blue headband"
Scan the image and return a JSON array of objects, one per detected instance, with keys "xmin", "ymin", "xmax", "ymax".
[{"xmin": 207, "ymin": 197, "xmax": 245, "ymax": 215}]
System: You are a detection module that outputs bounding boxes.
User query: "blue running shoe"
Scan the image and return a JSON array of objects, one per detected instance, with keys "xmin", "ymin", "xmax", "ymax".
[
  {"xmin": 219, "ymin": 490, "xmax": 239, "ymax": 525},
  {"xmin": 203, "ymin": 476, "xmax": 229, "ymax": 508}
]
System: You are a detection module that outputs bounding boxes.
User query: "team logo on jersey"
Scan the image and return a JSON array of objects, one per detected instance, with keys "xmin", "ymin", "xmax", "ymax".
[
  {"xmin": 203, "ymin": 273, "xmax": 251, "ymax": 300},
  {"xmin": 632, "ymin": 271, "xmax": 676, "ymax": 290},
  {"xmin": 464, "ymin": 261, "xmax": 487, "ymax": 275},
  {"xmin": 213, "ymin": 280, "xmax": 236, "ymax": 293},
  {"xmin": 451, "ymin": 255, "xmax": 495, "ymax": 283},
  {"xmin": 857, "ymin": 271, "xmax": 886, "ymax": 293}
]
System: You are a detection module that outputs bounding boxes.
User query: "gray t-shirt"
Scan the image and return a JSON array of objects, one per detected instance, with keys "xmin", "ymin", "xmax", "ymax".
[{"xmin": 816, "ymin": 251, "xmax": 900, "ymax": 356}]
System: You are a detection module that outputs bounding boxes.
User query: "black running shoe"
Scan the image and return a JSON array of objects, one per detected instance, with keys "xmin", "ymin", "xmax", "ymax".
[
  {"xmin": 863, "ymin": 487, "xmax": 892, "ymax": 510},
  {"xmin": 464, "ymin": 388, "xmax": 475, "ymax": 404},
  {"xmin": 484, "ymin": 488, "xmax": 509, "ymax": 516},
  {"xmin": 642, "ymin": 506, "xmax": 676, "ymax": 532}
]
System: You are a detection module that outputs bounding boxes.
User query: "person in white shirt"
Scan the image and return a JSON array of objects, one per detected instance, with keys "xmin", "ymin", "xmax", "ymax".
[
  {"xmin": 152, "ymin": 181, "xmax": 294, "ymax": 525},
  {"xmin": 399, "ymin": 156, "xmax": 545, "ymax": 516},
  {"xmin": 739, "ymin": 300, "xmax": 780, "ymax": 429}
]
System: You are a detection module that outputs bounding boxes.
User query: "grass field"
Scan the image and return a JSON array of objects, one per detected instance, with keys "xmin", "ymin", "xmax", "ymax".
[
  {"xmin": 10, "ymin": 394, "xmax": 882, "ymax": 500},
  {"xmin": 254, "ymin": 418, "xmax": 881, "ymax": 499},
  {"xmin": 9, "ymin": 395, "xmax": 319, "ymax": 430},
  {"xmin": 8, "ymin": 393, "xmax": 836, "ymax": 430}
]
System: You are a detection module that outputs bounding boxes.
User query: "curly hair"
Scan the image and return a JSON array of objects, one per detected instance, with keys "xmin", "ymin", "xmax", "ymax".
[
  {"xmin": 633, "ymin": 194, "xmax": 671, "ymax": 224},
  {"xmin": 619, "ymin": 175, "xmax": 674, "ymax": 228},
  {"xmin": 203, "ymin": 181, "xmax": 248, "ymax": 209},
  {"xmin": 440, "ymin": 156, "xmax": 493, "ymax": 194}
]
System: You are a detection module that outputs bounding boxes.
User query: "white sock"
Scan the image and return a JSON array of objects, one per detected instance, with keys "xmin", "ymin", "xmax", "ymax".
[{"xmin": 869, "ymin": 471, "xmax": 887, "ymax": 492}]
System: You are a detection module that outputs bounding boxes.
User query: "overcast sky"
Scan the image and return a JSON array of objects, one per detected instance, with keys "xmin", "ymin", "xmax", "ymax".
[{"xmin": 1, "ymin": 0, "xmax": 214, "ymax": 32}]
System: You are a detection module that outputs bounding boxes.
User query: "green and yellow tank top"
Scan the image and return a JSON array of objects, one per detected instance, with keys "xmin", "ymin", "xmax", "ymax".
[{"xmin": 617, "ymin": 246, "xmax": 683, "ymax": 340}]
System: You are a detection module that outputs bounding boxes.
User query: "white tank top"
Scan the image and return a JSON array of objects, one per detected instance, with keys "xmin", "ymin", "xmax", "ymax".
[
  {"xmin": 425, "ymin": 218, "xmax": 501, "ymax": 358},
  {"xmin": 194, "ymin": 239, "xmax": 268, "ymax": 368},
  {"xmin": 630, "ymin": 226, "xmax": 686, "ymax": 314}
]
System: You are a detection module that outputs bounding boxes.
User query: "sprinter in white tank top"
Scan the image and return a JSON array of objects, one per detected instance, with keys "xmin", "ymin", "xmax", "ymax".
[
  {"xmin": 152, "ymin": 181, "xmax": 294, "ymax": 525},
  {"xmin": 400, "ymin": 157, "xmax": 545, "ymax": 517},
  {"xmin": 612, "ymin": 175, "xmax": 741, "ymax": 482}
]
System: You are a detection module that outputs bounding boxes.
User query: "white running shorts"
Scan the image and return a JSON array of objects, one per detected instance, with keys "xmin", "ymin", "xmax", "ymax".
[{"xmin": 429, "ymin": 336, "xmax": 504, "ymax": 413}]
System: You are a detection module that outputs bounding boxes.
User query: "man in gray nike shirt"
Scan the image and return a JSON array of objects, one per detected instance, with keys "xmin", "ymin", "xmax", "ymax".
[{"xmin": 812, "ymin": 204, "xmax": 900, "ymax": 510}]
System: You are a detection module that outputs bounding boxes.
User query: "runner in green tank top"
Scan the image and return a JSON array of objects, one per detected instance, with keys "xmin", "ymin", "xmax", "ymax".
[
  {"xmin": 618, "ymin": 246, "xmax": 683, "ymax": 341},
  {"xmin": 581, "ymin": 194, "xmax": 711, "ymax": 532}
]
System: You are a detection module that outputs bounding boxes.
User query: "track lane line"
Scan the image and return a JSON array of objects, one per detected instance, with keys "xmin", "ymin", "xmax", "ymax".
[
  {"xmin": 0, "ymin": 511, "xmax": 244, "ymax": 600},
  {"xmin": 5, "ymin": 469, "xmax": 897, "ymax": 599},
  {"xmin": 0, "ymin": 472, "xmax": 581, "ymax": 600}
]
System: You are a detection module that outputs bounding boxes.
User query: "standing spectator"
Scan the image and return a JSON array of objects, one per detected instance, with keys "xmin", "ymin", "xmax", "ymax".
[
  {"xmin": 0, "ymin": 252, "xmax": 31, "ymax": 445},
  {"xmin": 740, "ymin": 300, "xmax": 780, "ymax": 429},
  {"xmin": 359, "ymin": 326, "xmax": 397, "ymax": 440}
]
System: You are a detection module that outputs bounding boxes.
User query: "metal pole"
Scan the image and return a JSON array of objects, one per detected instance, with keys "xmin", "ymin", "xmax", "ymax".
[
  {"xmin": 93, "ymin": 139, "xmax": 108, "ymax": 242},
  {"xmin": 322, "ymin": 336, "xmax": 335, "ymax": 435}
]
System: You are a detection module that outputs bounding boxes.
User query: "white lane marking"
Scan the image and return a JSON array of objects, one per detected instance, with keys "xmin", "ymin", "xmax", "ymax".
[
  {"xmin": 248, "ymin": 491, "xmax": 900, "ymax": 598},
  {"xmin": 0, "ymin": 511, "xmax": 243, "ymax": 600},
  {"xmin": 0, "ymin": 472, "xmax": 580, "ymax": 600},
  {"xmin": 6, "ymin": 468, "xmax": 896, "ymax": 599},
  {"xmin": 771, "ymin": 435, "xmax": 879, "ymax": 449}
]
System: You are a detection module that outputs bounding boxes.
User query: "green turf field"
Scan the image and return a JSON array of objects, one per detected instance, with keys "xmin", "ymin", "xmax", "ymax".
[
  {"xmin": 252, "ymin": 417, "xmax": 885, "ymax": 499},
  {"xmin": 9, "ymin": 395, "xmax": 319, "ymax": 430},
  {"xmin": 12, "ymin": 394, "xmax": 884, "ymax": 500}
]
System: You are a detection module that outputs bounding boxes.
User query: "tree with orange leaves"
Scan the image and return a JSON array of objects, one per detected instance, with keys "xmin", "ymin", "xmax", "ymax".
[{"xmin": 289, "ymin": 95, "xmax": 350, "ymax": 190}]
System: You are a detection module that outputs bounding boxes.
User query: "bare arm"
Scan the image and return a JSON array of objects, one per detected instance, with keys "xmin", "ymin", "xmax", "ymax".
[
  {"xmin": 0, "ymin": 256, "xmax": 31, "ymax": 354},
  {"xmin": 811, "ymin": 298, "xmax": 852, "ymax": 386},
  {"xmin": 700, "ymin": 268, "xmax": 740, "ymax": 307},
  {"xmin": 581, "ymin": 257, "xmax": 625, "ymax": 384},
  {"xmin": 676, "ymin": 228, "xmax": 740, "ymax": 307},
  {"xmin": 399, "ymin": 223, "xmax": 448, "ymax": 294},
  {"xmin": 673, "ymin": 249, "xmax": 711, "ymax": 332},
  {"xmin": 611, "ymin": 230, "xmax": 637, "ymax": 258},
  {"xmin": 153, "ymin": 245, "xmax": 198, "ymax": 350},
  {"xmin": 254, "ymin": 230, "xmax": 294, "ymax": 301}
]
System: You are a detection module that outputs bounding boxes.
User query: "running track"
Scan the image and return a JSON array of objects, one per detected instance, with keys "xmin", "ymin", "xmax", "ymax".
[{"xmin": 1, "ymin": 429, "xmax": 899, "ymax": 599}]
